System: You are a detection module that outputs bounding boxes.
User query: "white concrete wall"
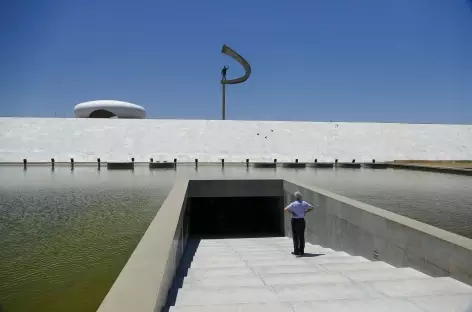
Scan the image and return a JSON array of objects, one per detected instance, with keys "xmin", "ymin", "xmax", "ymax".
[
  {"xmin": 0, "ymin": 117, "xmax": 471, "ymax": 162},
  {"xmin": 283, "ymin": 179, "xmax": 472, "ymax": 285}
]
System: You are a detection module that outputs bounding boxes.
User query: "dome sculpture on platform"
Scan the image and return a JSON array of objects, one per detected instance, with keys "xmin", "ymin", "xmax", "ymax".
[{"xmin": 74, "ymin": 100, "xmax": 146, "ymax": 119}]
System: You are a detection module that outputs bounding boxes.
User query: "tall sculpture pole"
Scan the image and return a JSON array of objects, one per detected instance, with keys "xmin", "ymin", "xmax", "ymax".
[
  {"xmin": 220, "ymin": 44, "xmax": 251, "ymax": 120},
  {"xmin": 221, "ymin": 66, "xmax": 228, "ymax": 120}
]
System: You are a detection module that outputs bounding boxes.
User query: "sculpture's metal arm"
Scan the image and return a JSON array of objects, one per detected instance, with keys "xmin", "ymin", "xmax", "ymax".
[{"xmin": 221, "ymin": 44, "xmax": 251, "ymax": 84}]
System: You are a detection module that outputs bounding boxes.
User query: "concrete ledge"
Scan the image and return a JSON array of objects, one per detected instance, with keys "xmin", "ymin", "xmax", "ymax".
[
  {"xmin": 388, "ymin": 163, "xmax": 472, "ymax": 176},
  {"xmin": 106, "ymin": 162, "xmax": 134, "ymax": 170},
  {"xmin": 308, "ymin": 163, "xmax": 334, "ymax": 168},
  {"xmin": 336, "ymin": 163, "xmax": 361, "ymax": 168},
  {"xmin": 149, "ymin": 162, "xmax": 176, "ymax": 169},
  {"xmin": 252, "ymin": 162, "xmax": 277, "ymax": 168},
  {"xmin": 281, "ymin": 163, "xmax": 307, "ymax": 168},
  {"xmin": 97, "ymin": 180, "xmax": 189, "ymax": 312},
  {"xmin": 283, "ymin": 179, "xmax": 472, "ymax": 285}
]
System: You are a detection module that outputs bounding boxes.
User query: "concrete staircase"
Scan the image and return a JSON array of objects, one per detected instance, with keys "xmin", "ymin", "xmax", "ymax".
[{"xmin": 166, "ymin": 237, "xmax": 472, "ymax": 312}]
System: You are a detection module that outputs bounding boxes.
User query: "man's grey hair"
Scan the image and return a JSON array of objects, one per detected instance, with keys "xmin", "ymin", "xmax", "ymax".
[{"xmin": 294, "ymin": 191, "xmax": 303, "ymax": 200}]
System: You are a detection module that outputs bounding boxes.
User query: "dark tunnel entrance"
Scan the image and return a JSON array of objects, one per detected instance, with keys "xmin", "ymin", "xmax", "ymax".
[
  {"xmin": 188, "ymin": 196, "xmax": 285, "ymax": 238},
  {"xmin": 88, "ymin": 109, "xmax": 117, "ymax": 118}
]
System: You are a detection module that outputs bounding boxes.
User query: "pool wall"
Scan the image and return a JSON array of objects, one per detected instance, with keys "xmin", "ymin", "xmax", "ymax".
[{"xmin": 97, "ymin": 179, "xmax": 189, "ymax": 312}]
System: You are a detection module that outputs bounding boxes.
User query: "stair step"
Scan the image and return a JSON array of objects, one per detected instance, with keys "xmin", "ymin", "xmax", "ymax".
[
  {"xmin": 259, "ymin": 271, "xmax": 351, "ymax": 286},
  {"xmin": 252, "ymin": 264, "xmax": 325, "ymax": 276},
  {"xmin": 181, "ymin": 267, "xmax": 429, "ymax": 288},
  {"xmin": 408, "ymin": 294, "xmax": 472, "ymax": 312},
  {"xmin": 232, "ymin": 249, "xmax": 290, "ymax": 254},
  {"xmin": 237, "ymin": 250, "xmax": 335, "ymax": 261},
  {"xmin": 190, "ymin": 260, "xmax": 246, "ymax": 269},
  {"xmin": 243, "ymin": 252, "xmax": 353, "ymax": 267},
  {"xmin": 290, "ymin": 297, "xmax": 426, "ymax": 312},
  {"xmin": 196, "ymin": 242, "xmax": 231, "ymax": 246},
  {"xmin": 169, "ymin": 302, "xmax": 294, "ymax": 312},
  {"xmin": 182, "ymin": 272, "xmax": 352, "ymax": 288},
  {"xmin": 182, "ymin": 275, "xmax": 265, "ymax": 288},
  {"xmin": 320, "ymin": 261, "xmax": 394, "ymax": 272},
  {"xmin": 191, "ymin": 255, "xmax": 241, "ymax": 262},
  {"xmin": 228, "ymin": 245, "xmax": 323, "ymax": 252},
  {"xmin": 243, "ymin": 258, "xmax": 311, "ymax": 267},
  {"xmin": 192, "ymin": 251, "xmax": 237, "ymax": 257},
  {"xmin": 367, "ymin": 277, "xmax": 472, "ymax": 298},
  {"xmin": 222, "ymin": 237, "xmax": 289, "ymax": 243},
  {"xmin": 272, "ymin": 281, "xmax": 384, "ymax": 301},
  {"xmin": 193, "ymin": 248, "xmax": 235, "ymax": 253},
  {"xmin": 226, "ymin": 240, "xmax": 312, "ymax": 245},
  {"xmin": 184, "ymin": 267, "xmax": 256, "ymax": 279},
  {"xmin": 190, "ymin": 257, "xmax": 245, "ymax": 264},
  {"xmin": 233, "ymin": 249, "xmax": 290, "ymax": 253},
  {"xmin": 342, "ymin": 267, "xmax": 430, "ymax": 282},
  {"xmin": 300, "ymin": 251, "xmax": 351, "ymax": 257},
  {"xmin": 238, "ymin": 248, "xmax": 335, "ymax": 260},
  {"xmin": 174, "ymin": 286, "xmax": 278, "ymax": 306},
  {"xmin": 303, "ymin": 256, "xmax": 369, "ymax": 265}
]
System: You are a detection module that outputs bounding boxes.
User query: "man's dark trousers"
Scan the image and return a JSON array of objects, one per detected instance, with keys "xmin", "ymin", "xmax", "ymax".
[{"xmin": 291, "ymin": 218, "xmax": 306, "ymax": 255}]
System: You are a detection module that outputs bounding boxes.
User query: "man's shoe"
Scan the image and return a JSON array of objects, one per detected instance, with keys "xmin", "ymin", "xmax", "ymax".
[{"xmin": 291, "ymin": 251, "xmax": 300, "ymax": 256}]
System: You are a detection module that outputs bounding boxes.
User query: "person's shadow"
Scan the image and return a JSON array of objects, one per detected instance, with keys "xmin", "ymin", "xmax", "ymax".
[{"xmin": 298, "ymin": 253, "xmax": 324, "ymax": 258}]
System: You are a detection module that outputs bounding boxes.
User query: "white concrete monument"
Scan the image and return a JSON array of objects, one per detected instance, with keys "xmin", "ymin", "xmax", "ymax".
[{"xmin": 74, "ymin": 100, "xmax": 146, "ymax": 119}]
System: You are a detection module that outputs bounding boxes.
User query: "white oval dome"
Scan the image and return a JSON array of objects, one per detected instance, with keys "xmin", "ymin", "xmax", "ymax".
[{"xmin": 74, "ymin": 100, "xmax": 146, "ymax": 119}]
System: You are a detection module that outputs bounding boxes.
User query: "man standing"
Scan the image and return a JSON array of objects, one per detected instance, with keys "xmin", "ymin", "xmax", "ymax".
[
  {"xmin": 221, "ymin": 66, "xmax": 229, "ymax": 80},
  {"xmin": 284, "ymin": 191, "xmax": 314, "ymax": 256}
]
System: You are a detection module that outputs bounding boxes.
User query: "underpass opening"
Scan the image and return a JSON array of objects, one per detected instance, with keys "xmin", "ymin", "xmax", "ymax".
[
  {"xmin": 88, "ymin": 109, "xmax": 117, "ymax": 118},
  {"xmin": 188, "ymin": 196, "xmax": 284, "ymax": 238}
]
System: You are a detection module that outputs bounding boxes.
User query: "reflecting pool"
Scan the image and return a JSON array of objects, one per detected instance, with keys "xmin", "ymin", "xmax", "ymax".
[{"xmin": 1, "ymin": 165, "xmax": 471, "ymax": 311}]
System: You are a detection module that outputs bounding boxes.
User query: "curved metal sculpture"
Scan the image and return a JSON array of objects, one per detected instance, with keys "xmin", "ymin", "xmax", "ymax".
[
  {"xmin": 220, "ymin": 44, "xmax": 251, "ymax": 120},
  {"xmin": 221, "ymin": 44, "xmax": 251, "ymax": 84}
]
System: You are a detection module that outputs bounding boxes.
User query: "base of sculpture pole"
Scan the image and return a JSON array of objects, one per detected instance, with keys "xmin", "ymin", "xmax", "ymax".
[{"xmin": 222, "ymin": 82, "xmax": 226, "ymax": 120}]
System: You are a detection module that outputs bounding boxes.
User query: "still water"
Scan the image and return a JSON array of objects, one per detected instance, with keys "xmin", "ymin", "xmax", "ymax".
[{"xmin": 0, "ymin": 165, "xmax": 471, "ymax": 312}]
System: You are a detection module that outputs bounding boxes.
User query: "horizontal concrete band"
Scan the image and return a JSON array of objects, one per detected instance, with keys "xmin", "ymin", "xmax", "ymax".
[{"xmin": 389, "ymin": 163, "xmax": 472, "ymax": 176}]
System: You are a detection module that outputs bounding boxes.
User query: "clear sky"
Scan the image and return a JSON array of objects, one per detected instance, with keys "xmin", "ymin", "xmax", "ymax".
[{"xmin": 1, "ymin": 0, "xmax": 471, "ymax": 123}]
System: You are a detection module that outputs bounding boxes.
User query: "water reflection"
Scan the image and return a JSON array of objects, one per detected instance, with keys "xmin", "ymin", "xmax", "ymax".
[{"xmin": 0, "ymin": 165, "xmax": 471, "ymax": 312}]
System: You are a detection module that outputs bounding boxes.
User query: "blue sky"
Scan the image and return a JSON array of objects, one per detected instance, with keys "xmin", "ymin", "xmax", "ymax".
[{"xmin": 1, "ymin": 0, "xmax": 471, "ymax": 123}]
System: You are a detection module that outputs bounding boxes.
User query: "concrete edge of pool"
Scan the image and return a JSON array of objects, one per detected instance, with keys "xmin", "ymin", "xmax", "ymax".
[
  {"xmin": 3, "ymin": 161, "xmax": 472, "ymax": 176},
  {"xmin": 96, "ymin": 178, "xmax": 472, "ymax": 312}
]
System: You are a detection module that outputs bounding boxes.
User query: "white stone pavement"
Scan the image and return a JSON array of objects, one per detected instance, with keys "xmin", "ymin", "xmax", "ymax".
[{"xmin": 167, "ymin": 237, "xmax": 472, "ymax": 312}]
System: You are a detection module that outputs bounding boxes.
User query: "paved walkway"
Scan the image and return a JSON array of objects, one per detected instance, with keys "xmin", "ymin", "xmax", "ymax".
[{"xmin": 166, "ymin": 237, "xmax": 472, "ymax": 311}]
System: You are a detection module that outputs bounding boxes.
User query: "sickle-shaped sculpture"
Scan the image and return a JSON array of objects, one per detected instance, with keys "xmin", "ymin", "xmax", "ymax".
[{"xmin": 221, "ymin": 44, "xmax": 251, "ymax": 84}]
